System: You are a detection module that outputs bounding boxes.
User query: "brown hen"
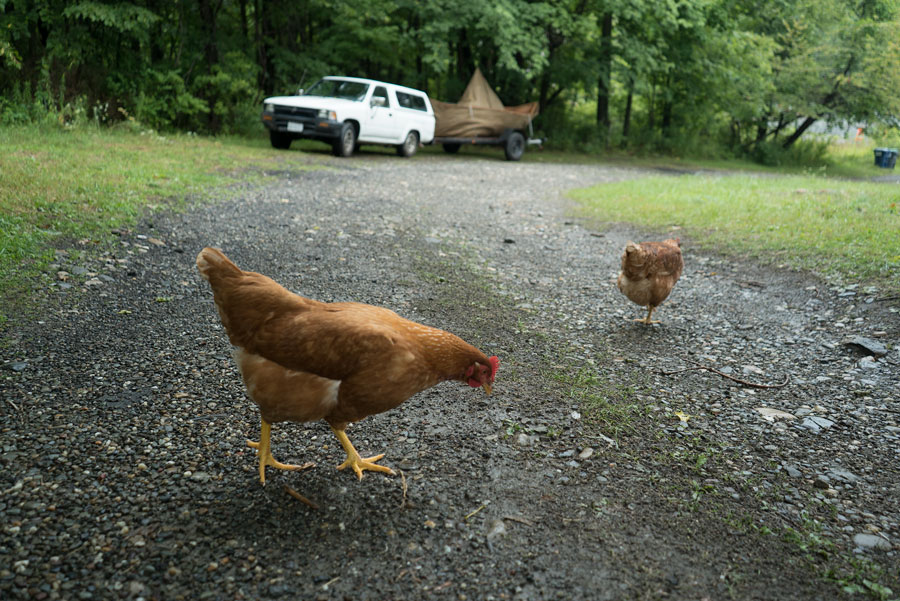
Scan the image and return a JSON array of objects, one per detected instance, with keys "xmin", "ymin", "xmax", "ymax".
[
  {"xmin": 616, "ymin": 238, "xmax": 684, "ymax": 324},
  {"xmin": 196, "ymin": 247, "xmax": 498, "ymax": 483}
]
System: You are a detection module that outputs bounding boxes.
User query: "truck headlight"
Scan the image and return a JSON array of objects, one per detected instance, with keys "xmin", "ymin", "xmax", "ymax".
[
  {"xmin": 264, "ymin": 103, "xmax": 274, "ymax": 112},
  {"xmin": 317, "ymin": 109, "xmax": 337, "ymax": 121}
]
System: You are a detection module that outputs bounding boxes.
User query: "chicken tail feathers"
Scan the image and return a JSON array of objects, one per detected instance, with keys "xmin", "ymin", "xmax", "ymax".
[{"xmin": 196, "ymin": 247, "xmax": 242, "ymax": 282}]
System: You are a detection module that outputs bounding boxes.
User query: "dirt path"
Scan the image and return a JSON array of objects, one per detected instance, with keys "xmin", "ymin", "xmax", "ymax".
[{"xmin": 1, "ymin": 153, "xmax": 898, "ymax": 600}]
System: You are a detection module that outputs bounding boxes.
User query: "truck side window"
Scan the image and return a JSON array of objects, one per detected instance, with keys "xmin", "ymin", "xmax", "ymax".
[
  {"xmin": 396, "ymin": 92, "xmax": 427, "ymax": 111},
  {"xmin": 372, "ymin": 86, "xmax": 391, "ymax": 108}
]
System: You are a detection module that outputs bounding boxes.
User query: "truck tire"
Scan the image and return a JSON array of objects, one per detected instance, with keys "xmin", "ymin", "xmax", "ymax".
[
  {"xmin": 332, "ymin": 123, "xmax": 356, "ymax": 157},
  {"xmin": 270, "ymin": 131, "xmax": 292, "ymax": 150},
  {"xmin": 396, "ymin": 131, "xmax": 419, "ymax": 157},
  {"xmin": 442, "ymin": 143, "xmax": 461, "ymax": 154},
  {"xmin": 504, "ymin": 131, "xmax": 525, "ymax": 161}
]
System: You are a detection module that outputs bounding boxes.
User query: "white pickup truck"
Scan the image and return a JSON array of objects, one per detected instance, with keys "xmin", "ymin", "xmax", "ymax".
[{"xmin": 261, "ymin": 76, "xmax": 435, "ymax": 158}]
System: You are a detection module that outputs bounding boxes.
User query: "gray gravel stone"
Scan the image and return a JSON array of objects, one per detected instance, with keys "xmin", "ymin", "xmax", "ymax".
[
  {"xmin": 842, "ymin": 336, "xmax": 889, "ymax": 357},
  {"xmin": 853, "ymin": 534, "xmax": 893, "ymax": 551},
  {"xmin": 800, "ymin": 416, "xmax": 835, "ymax": 433}
]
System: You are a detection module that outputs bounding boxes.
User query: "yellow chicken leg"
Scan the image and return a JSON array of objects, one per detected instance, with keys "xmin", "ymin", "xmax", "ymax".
[
  {"xmin": 331, "ymin": 426, "xmax": 396, "ymax": 480},
  {"xmin": 634, "ymin": 306, "xmax": 661, "ymax": 324},
  {"xmin": 246, "ymin": 419, "xmax": 313, "ymax": 485}
]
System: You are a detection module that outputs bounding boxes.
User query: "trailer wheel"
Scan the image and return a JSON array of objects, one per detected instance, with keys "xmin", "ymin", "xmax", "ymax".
[
  {"xmin": 442, "ymin": 143, "xmax": 461, "ymax": 154},
  {"xmin": 270, "ymin": 131, "xmax": 292, "ymax": 150},
  {"xmin": 504, "ymin": 131, "xmax": 525, "ymax": 161},
  {"xmin": 332, "ymin": 123, "xmax": 356, "ymax": 157}
]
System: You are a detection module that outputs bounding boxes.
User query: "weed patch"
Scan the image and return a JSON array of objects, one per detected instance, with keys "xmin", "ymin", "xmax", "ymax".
[{"xmin": 0, "ymin": 124, "xmax": 318, "ymax": 323}]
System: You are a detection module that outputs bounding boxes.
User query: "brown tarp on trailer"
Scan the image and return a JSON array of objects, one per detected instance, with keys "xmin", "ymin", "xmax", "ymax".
[{"xmin": 431, "ymin": 68, "xmax": 539, "ymax": 138}]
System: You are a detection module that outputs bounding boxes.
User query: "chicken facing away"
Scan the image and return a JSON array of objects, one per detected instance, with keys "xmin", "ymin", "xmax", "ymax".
[
  {"xmin": 616, "ymin": 238, "xmax": 684, "ymax": 324},
  {"xmin": 196, "ymin": 247, "xmax": 499, "ymax": 483}
]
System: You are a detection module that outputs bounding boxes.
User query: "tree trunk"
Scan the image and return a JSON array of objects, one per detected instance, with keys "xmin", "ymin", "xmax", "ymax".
[
  {"xmin": 255, "ymin": 0, "xmax": 270, "ymax": 95},
  {"xmin": 596, "ymin": 12, "xmax": 613, "ymax": 134},
  {"xmin": 621, "ymin": 77, "xmax": 633, "ymax": 144},
  {"xmin": 238, "ymin": 0, "xmax": 248, "ymax": 40},
  {"xmin": 782, "ymin": 117, "xmax": 816, "ymax": 149},
  {"xmin": 660, "ymin": 74, "xmax": 673, "ymax": 133},
  {"xmin": 456, "ymin": 31, "xmax": 473, "ymax": 84},
  {"xmin": 770, "ymin": 114, "xmax": 788, "ymax": 141},
  {"xmin": 197, "ymin": 0, "xmax": 221, "ymax": 132},
  {"xmin": 539, "ymin": 70, "xmax": 550, "ymax": 116},
  {"xmin": 755, "ymin": 120, "xmax": 767, "ymax": 144},
  {"xmin": 661, "ymin": 100, "xmax": 672, "ymax": 132}
]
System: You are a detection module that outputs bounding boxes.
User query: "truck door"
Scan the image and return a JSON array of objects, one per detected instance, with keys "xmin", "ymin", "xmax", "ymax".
[{"xmin": 365, "ymin": 85, "xmax": 399, "ymax": 141}]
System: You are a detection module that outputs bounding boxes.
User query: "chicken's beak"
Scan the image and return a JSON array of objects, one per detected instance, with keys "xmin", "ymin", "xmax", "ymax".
[{"xmin": 482, "ymin": 382, "xmax": 492, "ymax": 395}]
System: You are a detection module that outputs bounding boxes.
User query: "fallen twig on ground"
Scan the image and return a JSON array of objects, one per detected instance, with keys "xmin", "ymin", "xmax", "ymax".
[
  {"xmin": 503, "ymin": 515, "xmax": 534, "ymax": 526},
  {"xmin": 284, "ymin": 485, "xmax": 319, "ymax": 509},
  {"xmin": 660, "ymin": 360, "xmax": 790, "ymax": 389},
  {"xmin": 398, "ymin": 470, "xmax": 408, "ymax": 509},
  {"xmin": 465, "ymin": 504, "xmax": 487, "ymax": 521}
]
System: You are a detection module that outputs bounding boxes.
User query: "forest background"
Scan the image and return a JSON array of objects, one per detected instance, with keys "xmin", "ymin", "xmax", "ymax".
[{"xmin": 2, "ymin": 0, "xmax": 900, "ymax": 162}]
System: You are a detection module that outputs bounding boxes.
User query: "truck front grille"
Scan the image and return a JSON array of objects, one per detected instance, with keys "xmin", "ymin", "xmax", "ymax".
[{"xmin": 273, "ymin": 106, "xmax": 316, "ymax": 120}]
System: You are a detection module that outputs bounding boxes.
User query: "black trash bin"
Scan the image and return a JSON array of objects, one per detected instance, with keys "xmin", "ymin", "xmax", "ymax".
[{"xmin": 874, "ymin": 147, "xmax": 899, "ymax": 168}]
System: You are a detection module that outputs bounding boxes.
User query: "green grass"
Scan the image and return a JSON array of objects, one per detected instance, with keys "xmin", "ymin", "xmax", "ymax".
[
  {"xmin": 0, "ymin": 124, "xmax": 317, "ymax": 323},
  {"xmin": 571, "ymin": 174, "xmax": 900, "ymax": 292},
  {"xmin": 550, "ymin": 365, "xmax": 643, "ymax": 440},
  {"xmin": 421, "ymin": 133, "xmax": 896, "ymax": 180}
]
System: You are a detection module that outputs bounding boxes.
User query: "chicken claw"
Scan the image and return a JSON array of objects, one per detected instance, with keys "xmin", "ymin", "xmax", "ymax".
[
  {"xmin": 248, "ymin": 420, "xmax": 314, "ymax": 485},
  {"xmin": 331, "ymin": 427, "xmax": 396, "ymax": 480},
  {"xmin": 633, "ymin": 306, "xmax": 661, "ymax": 324}
]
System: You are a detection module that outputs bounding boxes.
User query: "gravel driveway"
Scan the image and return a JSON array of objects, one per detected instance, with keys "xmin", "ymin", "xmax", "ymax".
[{"xmin": 2, "ymin": 151, "xmax": 898, "ymax": 600}]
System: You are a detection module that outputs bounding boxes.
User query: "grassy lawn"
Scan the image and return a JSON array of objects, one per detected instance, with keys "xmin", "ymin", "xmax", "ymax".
[
  {"xmin": 425, "ymin": 134, "xmax": 894, "ymax": 180},
  {"xmin": 571, "ymin": 173, "xmax": 900, "ymax": 293},
  {"xmin": 0, "ymin": 125, "xmax": 316, "ymax": 324}
]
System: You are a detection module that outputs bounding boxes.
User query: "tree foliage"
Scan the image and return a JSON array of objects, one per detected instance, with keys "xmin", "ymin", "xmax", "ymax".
[{"xmin": 1, "ymin": 0, "xmax": 898, "ymax": 154}]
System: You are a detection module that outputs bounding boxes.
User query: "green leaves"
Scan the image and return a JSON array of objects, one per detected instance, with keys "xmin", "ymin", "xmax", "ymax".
[
  {"xmin": 62, "ymin": 2, "xmax": 159, "ymax": 37},
  {"xmin": 1, "ymin": 0, "xmax": 899, "ymax": 145}
]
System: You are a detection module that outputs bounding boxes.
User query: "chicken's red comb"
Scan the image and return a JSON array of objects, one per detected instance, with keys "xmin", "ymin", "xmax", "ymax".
[{"xmin": 488, "ymin": 356, "xmax": 500, "ymax": 379}]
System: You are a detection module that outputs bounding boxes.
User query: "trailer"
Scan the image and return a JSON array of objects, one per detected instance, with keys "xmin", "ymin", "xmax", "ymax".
[
  {"xmin": 429, "ymin": 68, "xmax": 540, "ymax": 161},
  {"xmin": 433, "ymin": 125, "xmax": 542, "ymax": 161}
]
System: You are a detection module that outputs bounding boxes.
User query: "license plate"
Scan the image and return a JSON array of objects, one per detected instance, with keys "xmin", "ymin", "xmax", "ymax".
[{"xmin": 287, "ymin": 122, "xmax": 304, "ymax": 133}]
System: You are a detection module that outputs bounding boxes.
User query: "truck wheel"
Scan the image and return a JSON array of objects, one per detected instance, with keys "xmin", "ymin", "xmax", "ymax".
[
  {"xmin": 442, "ymin": 143, "xmax": 461, "ymax": 154},
  {"xmin": 332, "ymin": 123, "xmax": 356, "ymax": 157},
  {"xmin": 270, "ymin": 131, "xmax": 292, "ymax": 150},
  {"xmin": 504, "ymin": 131, "xmax": 525, "ymax": 161},
  {"xmin": 397, "ymin": 131, "xmax": 419, "ymax": 157}
]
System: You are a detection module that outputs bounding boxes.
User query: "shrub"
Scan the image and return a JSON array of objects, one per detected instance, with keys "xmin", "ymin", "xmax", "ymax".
[
  {"xmin": 748, "ymin": 138, "xmax": 830, "ymax": 167},
  {"xmin": 134, "ymin": 70, "xmax": 207, "ymax": 131}
]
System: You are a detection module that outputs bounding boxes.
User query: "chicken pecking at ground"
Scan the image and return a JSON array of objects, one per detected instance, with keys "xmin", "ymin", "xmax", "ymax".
[
  {"xmin": 196, "ymin": 247, "xmax": 499, "ymax": 483},
  {"xmin": 616, "ymin": 238, "xmax": 684, "ymax": 324}
]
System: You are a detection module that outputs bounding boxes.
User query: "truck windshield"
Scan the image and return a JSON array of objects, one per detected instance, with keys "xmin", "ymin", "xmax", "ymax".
[{"xmin": 304, "ymin": 79, "xmax": 369, "ymax": 102}]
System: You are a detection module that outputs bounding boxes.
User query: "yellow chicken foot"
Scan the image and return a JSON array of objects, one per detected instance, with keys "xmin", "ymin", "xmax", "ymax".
[
  {"xmin": 246, "ymin": 419, "xmax": 313, "ymax": 485},
  {"xmin": 331, "ymin": 426, "xmax": 396, "ymax": 480},
  {"xmin": 634, "ymin": 306, "xmax": 661, "ymax": 324}
]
